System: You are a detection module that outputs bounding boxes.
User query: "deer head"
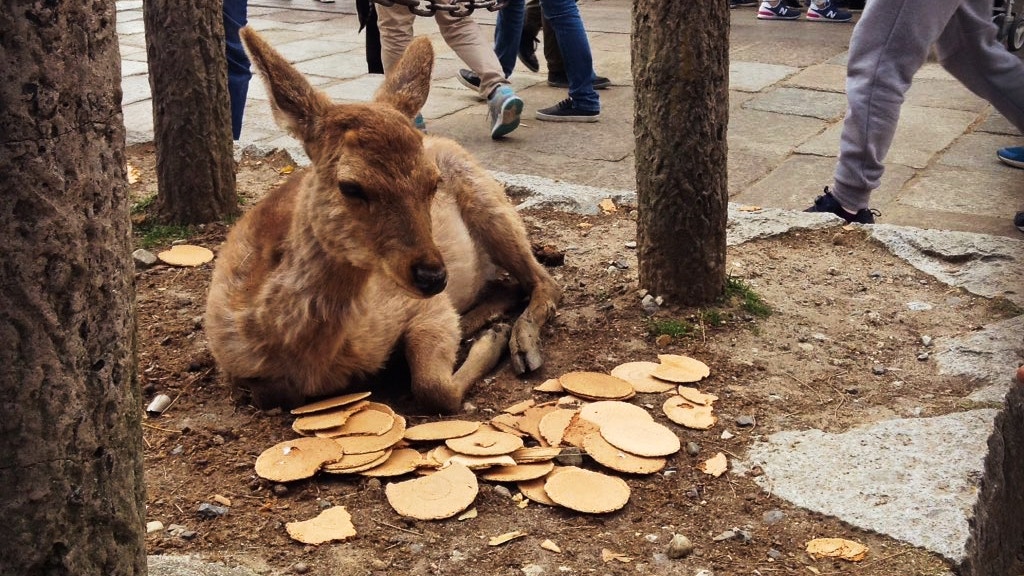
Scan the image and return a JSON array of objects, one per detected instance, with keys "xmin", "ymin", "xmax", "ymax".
[{"xmin": 240, "ymin": 28, "xmax": 448, "ymax": 297}]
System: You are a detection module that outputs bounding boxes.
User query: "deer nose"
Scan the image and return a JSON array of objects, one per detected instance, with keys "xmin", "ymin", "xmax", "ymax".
[{"xmin": 411, "ymin": 263, "xmax": 447, "ymax": 296}]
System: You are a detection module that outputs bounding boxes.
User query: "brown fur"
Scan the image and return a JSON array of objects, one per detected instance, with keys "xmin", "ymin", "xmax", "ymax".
[{"xmin": 204, "ymin": 29, "xmax": 561, "ymax": 413}]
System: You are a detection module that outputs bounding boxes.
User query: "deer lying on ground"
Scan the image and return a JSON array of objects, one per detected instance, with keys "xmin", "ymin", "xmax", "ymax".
[{"xmin": 204, "ymin": 28, "xmax": 560, "ymax": 413}]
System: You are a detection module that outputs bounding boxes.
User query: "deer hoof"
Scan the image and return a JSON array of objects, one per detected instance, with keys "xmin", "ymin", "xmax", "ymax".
[{"xmin": 509, "ymin": 318, "xmax": 544, "ymax": 374}]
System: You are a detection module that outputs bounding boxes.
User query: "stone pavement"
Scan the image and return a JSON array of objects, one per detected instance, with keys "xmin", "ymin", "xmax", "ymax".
[{"xmin": 117, "ymin": 1, "xmax": 1024, "ymax": 573}]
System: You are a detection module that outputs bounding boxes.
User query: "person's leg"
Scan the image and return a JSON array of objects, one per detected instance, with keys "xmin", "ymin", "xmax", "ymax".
[
  {"xmin": 494, "ymin": 0, "xmax": 525, "ymax": 78},
  {"xmin": 223, "ymin": 0, "xmax": 251, "ymax": 140},
  {"xmin": 829, "ymin": 0, "xmax": 963, "ymax": 212},
  {"xmin": 356, "ymin": 0, "xmax": 384, "ymax": 74},
  {"xmin": 538, "ymin": 0, "xmax": 599, "ymax": 112},
  {"xmin": 376, "ymin": 3, "xmax": 417, "ymax": 72},
  {"xmin": 519, "ymin": 0, "xmax": 542, "ymax": 72},
  {"xmin": 542, "ymin": 6, "xmax": 562, "ymax": 76},
  {"xmin": 935, "ymin": 0, "xmax": 1024, "ymax": 131},
  {"xmin": 434, "ymin": 4, "xmax": 508, "ymax": 98}
]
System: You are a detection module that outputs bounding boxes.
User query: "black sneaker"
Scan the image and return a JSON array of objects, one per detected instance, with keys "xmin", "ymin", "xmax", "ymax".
[
  {"xmin": 730, "ymin": 0, "xmax": 759, "ymax": 6},
  {"xmin": 456, "ymin": 69, "xmax": 486, "ymax": 101},
  {"xmin": 547, "ymin": 73, "xmax": 611, "ymax": 89},
  {"xmin": 518, "ymin": 37, "xmax": 540, "ymax": 73},
  {"xmin": 535, "ymin": 98, "xmax": 600, "ymax": 122},
  {"xmin": 1014, "ymin": 211, "xmax": 1024, "ymax": 233},
  {"xmin": 804, "ymin": 187, "xmax": 879, "ymax": 224}
]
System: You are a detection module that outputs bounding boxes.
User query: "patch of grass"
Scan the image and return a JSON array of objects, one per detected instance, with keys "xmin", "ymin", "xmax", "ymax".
[
  {"xmin": 135, "ymin": 223, "xmax": 193, "ymax": 249},
  {"xmin": 648, "ymin": 318, "xmax": 694, "ymax": 339},
  {"xmin": 131, "ymin": 193, "xmax": 156, "ymax": 215},
  {"xmin": 724, "ymin": 276, "xmax": 772, "ymax": 319},
  {"xmin": 699, "ymin": 308, "xmax": 726, "ymax": 327}
]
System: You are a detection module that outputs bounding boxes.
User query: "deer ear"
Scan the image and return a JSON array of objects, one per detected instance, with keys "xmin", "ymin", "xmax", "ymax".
[
  {"xmin": 373, "ymin": 36, "xmax": 434, "ymax": 120},
  {"xmin": 241, "ymin": 27, "xmax": 331, "ymax": 142}
]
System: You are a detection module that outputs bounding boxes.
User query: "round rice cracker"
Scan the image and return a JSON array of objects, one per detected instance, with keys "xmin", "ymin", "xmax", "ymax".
[
  {"xmin": 404, "ymin": 420, "xmax": 481, "ymax": 442},
  {"xmin": 610, "ymin": 361, "xmax": 676, "ymax": 393},
  {"xmin": 385, "ymin": 462, "xmax": 479, "ymax": 520},
  {"xmin": 285, "ymin": 506, "xmax": 357, "ymax": 545},
  {"xmin": 334, "ymin": 415, "xmax": 407, "ymax": 455},
  {"xmin": 582, "ymin": 432, "xmax": 666, "ymax": 475},
  {"xmin": 157, "ymin": 244, "xmax": 214, "ymax": 267},
  {"xmin": 599, "ymin": 419, "xmax": 681, "ymax": 457},
  {"xmin": 543, "ymin": 466, "xmax": 630, "ymax": 514},
  {"xmin": 290, "ymin": 392, "xmax": 372, "ymax": 415},
  {"xmin": 578, "ymin": 400, "xmax": 653, "ymax": 429},
  {"xmin": 517, "ymin": 467, "xmax": 569, "ymax": 506},
  {"xmin": 360, "ymin": 448, "xmax": 424, "ymax": 477},
  {"xmin": 662, "ymin": 396, "xmax": 718, "ymax": 430},
  {"xmin": 321, "ymin": 449, "xmax": 392, "ymax": 474},
  {"xmin": 558, "ymin": 372, "xmax": 634, "ymax": 401},
  {"xmin": 653, "ymin": 354, "xmax": 710, "ymax": 383},
  {"xmin": 445, "ymin": 427, "xmax": 524, "ymax": 456},
  {"xmin": 255, "ymin": 437, "xmax": 344, "ymax": 482},
  {"xmin": 538, "ymin": 408, "xmax": 578, "ymax": 446},
  {"xmin": 480, "ymin": 460, "xmax": 556, "ymax": 482}
]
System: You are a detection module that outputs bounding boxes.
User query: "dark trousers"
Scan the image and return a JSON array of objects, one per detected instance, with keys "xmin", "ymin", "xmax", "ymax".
[
  {"xmin": 524, "ymin": 0, "xmax": 572, "ymax": 75},
  {"xmin": 357, "ymin": 0, "xmax": 384, "ymax": 74},
  {"xmin": 224, "ymin": 0, "xmax": 251, "ymax": 140}
]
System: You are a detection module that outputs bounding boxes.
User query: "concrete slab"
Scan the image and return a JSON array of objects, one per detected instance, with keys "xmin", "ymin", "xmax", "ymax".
[
  {"xmin": 743, "ymin": 86, "xmax": 847, "ymax": 121},
  {"xmin": 730, "ymin": 61, "xmax": 799, "ymax": 93},
  {"xmin": 896, "ymin": 166, "xmax": 1022, "ymax": 219},
  {"xmin": 781, "ymin": 62, "xmax": 846, "ymax": 93},
  {"xmin": 741, "ymin": 409, "xmax": 998, "ymax": 562},
  {"xmin": 729, "ymin": 107, "xmax": 827, "ymax": 153},
  {"xmin": 905, "ymin": 78, "xmax": 990, "ymax": 113},
  {"xmin": 938, "ymin": 316, "xmax": 1024, "ymax": 404},
  {"xmin": 148, "ymin": 555, "xmax": 259, "ymax": 576}
]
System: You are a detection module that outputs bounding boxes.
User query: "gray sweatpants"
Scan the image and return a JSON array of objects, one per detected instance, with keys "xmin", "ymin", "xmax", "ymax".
[{"xmin": 832, "ymin": 0, "xmax": 1024, "ymax": 211}]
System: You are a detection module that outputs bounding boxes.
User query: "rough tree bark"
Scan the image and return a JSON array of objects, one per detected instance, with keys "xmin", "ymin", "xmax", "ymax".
[
  {"xmin": 0, "ymin": 2, "xmax": 147, "ymax": 575},
  {"xmin": 632, "ymin": 0, "xmax": 730, "ymax": 305},
  {"xmin": 143, "ymin": 0, "xmax": 238, "ymax": 224}
]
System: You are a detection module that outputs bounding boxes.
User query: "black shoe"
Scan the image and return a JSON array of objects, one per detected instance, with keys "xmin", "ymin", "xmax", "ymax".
[
  {"xmin": 1014, "ymin": 211, "xmax": 1024, "ymax": 233},
  {"xmin": 547, "ymin": 73, "xmax": 611, "ymax": 89},
  {"xmin": 535, "ymin": 98, "xmax": 600, "ymax": 122},
  {"xmin": 518, "ymin": 37, "xmax": 540, "ymax": 73},
  {"xmin": 730, "ymin": 0, "xmax": 759, "ymax": 6},
  {"xmin": 456, "ymin": 69, "xmax": 486, "ymax": 101},
  {"xmin": 804, "ymin": 187, "xmax": 879, "ymax": 224}
]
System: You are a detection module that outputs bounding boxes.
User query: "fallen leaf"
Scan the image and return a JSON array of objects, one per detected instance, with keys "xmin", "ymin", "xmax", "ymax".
[
  {"xmin": 127, "ymin": 164, "xmax": 141, "ymax": 184},
  {"xmin": 698, "ymin": 452, "xmax": 728, "ymax": 477},
  {"xmin": 599, "ymin": 198, "xmax": 617, "ymax": 213},
  {"xmin": 279, "ymin": 165, "xmax": 294, "ymax": 175},
  {"xmin": 212, "ymin": 494, "xmax": 231, "ymax": 507},
  {"xmin": 738, "ymin": 205, "xmax": 762, "ymax": 212},
  {"xmin": 488, "ymin": 530, "xmax": 528, "ymax": 546},
  {"xmin": 540, "ymin": 539, "xmax": 561, "ymax": 553},
  {"xmin": 601, "ymin": 549, "xmax": 633, "ymax": 563},
  {"xmin": 805, "ymin": 537, "xmax": 868, "ymax": 562},
  {"xmin": 577, "ymin": 222, "xmax": 593, "ymax": 229}
]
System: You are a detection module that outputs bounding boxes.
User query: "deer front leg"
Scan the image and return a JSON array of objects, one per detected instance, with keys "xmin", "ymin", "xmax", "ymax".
[{"xmin": 403, "ymin": 299, "xmax": 466, "ymax": 413}]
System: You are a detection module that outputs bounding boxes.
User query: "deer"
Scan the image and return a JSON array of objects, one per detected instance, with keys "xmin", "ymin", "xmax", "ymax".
[{"xmin": 204, "ymin": 28, "xmax": 561, "ymax": 414}]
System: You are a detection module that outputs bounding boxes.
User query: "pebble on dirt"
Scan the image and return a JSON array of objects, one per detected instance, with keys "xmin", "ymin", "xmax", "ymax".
[
  {"xmin": 666, "ymin": 533, "xmax": 694, "ymax": 559},
  {"xmin": 735, "ymin": 415, "xmax": 755, "ymax": 427},
  {"xmin": 685, "ymin": 441, "xmax": 701, "ymax": 456},
  {"xmin": 133, "ymin": 248, "xmax": 158, "ymax": 268},
  {"xmin": 196, "ymin": 503, "xmax": 228, "ymax": 518}
]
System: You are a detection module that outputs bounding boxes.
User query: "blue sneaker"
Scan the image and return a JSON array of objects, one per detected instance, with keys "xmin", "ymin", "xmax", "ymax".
[
  {"xmin": 997, "ymin": 146, "xmax": 1024, "ymax": 168},
  {"xmin": 806, "ymin": 0, "xmax": 853, "ymax": 21},
  {"xmin": 757, "ymin": 0, "xmax": 801, "ymax": 19},
  {"xmin": 487, "ymin": 85, "xmax": 523, "ymax": 139}
]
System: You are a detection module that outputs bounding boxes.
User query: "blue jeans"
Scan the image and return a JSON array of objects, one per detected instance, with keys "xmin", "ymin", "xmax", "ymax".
[
  {"xmin": 224, "ymin": 0, "xmax": 251, "ymax": 140},
  {"xmin": 494, "ymin": 0, "xmax": 599, "ymax": 112}
]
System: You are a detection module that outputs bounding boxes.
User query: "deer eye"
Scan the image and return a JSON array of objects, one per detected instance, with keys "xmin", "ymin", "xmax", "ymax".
[{"xmin": 338, "ymin": 182, "xmax": 367, "ymax": 201}]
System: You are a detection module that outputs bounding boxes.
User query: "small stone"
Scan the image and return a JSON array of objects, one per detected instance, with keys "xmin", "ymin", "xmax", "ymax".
[
  {"xmin": 810, "ymin": 332, "xmax": 828, "ymax": 342},
  {"xmin": 797, "ymin": 343, "xmax": 814, "ymax": 352},
  {"xmin": 734, "ymin": 529, "xmax": 753, "ymax": 543},
  {"xmin": 196, "ymin": 503, "xmax": 228, "ymax": 518},
  {"xmin": 292, "ymin": 562, "xmax": 310, "ymax": 574},
  {"xmin": 735, "ymin": 415, "xmax": 755, "ymax": 428},
  {"xmin": 872, "ymin": 364, "xmax": 887, "ymax": 375},
  {"xmin": 920, "ymin": 335, "xmax": 933, "ymax": 347},
  {"xmin": 655, "ymin": 334, "xmax": 672, "ymax": 347},
  {"xmin": 712, "ymin": 530, "xmax": 735, "ymax": 542},
  {"xmin": 762, "ymin": 509, "xmax": 785, "ymax": 525},
  {"xmin": 720, "ymin": 430, "xmax": 734, "ymax": 440},
  {"xmin": 767, "ymin": 548, "xmax": 784, "ymax": 560},
  {"xmin": 555, "ymin": 448, "xmax": 584, "ymax": 467},
  {"xmin": 654, "ymin": 296, "xmax": 664, "ymax": 306},
  {"xmin": 492, "ymin": 485, "xmax": 513, "ymax": 499},
  {"xmin": 869, "ymin": 271, "xmax": 883, "ymax": 279},
  {"xmin": 146, "ymin": 520, "xmax": 164, "ymax": 534},
  {"xmin": 665, "ymin": 534, "xmax": 694, "ymax": 559},
  {"xmin": 907, "ymin": 301, "xmax": 933, "ymax": 311},
  {"xmin": 685, "ymin": 442, "xmax": 701, "ymax": 456},
  {"xmin": 694, "ymin": 571, "xmax": 714, "ymax": 576},
  {"xmin": 625, "ymin": 241, "xmax": 637, "ymax": 249},
  {"xmin": 180, "ymin": 530, "xmax": 198, "ymax": 540},
  {"xmin": 521, "ymin": 564, "xmax": 545, "ymax": 576},
  {"xmin": 917, "ymin": 352, "xmax": 930, "ymax": 361},
  {"xmin": 133, "ymin": 248, "xmax": 158, "ymax": 268},
  {"xmin": 272, "ymin": 484, "xmax": 289, "ymax": 496}
]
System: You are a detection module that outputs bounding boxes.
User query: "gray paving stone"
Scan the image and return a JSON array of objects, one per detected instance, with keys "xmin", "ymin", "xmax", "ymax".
[
  {"xmin": 743, "ymin": 86, "xmax": 847, "ymax": 121},
  {"xmin": 780, "ymin": 62, "xmax": 846, "ymax": 93},
  {"xmin": 730, "ymin": 61, "xmax": 799, "ymax": 93}
]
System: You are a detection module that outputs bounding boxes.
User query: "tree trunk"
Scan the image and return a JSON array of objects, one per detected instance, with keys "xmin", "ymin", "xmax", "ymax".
[
  {"xmin": 0, "ymin": 2, "xmax": 147, "ymax": 575},
  {"xmin": 632, "ymin": 0, "xmax": 730, "ymax": 305},
  {"xmin": 144, "ymin": 0, "xmax": 238, "ymax": 224}
]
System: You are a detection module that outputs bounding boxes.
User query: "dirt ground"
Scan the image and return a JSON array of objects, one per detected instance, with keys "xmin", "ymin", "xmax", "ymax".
[{"xmin": 129, "ymin": 143, "xmax": 1013, "ymax": 575}]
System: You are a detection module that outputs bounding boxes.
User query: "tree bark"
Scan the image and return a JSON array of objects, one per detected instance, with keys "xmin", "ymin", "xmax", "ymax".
[
  {"xmin": 0, "ymin": 2, "xmax": 147, "ymax": 575},
  {"xmin": 144, "ymin": 0, "xmax": 238, "ymax": 224},
  {"xmin": 632, "ymin": 0, "xmax": 730, "ymax": 305}
]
